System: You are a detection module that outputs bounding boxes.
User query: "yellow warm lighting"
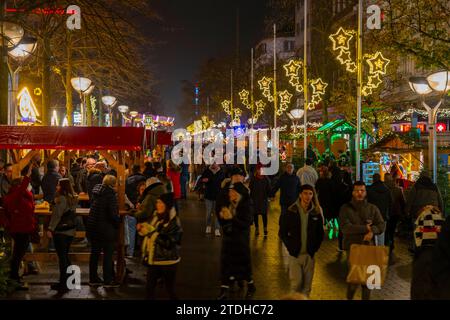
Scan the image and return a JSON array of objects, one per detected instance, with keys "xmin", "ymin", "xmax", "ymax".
[
  {"xmin": 255, "ymin": 100, "xmax": 266, "ymax": 117},
  {"xmin": 337, "ymin": 50, "xmax": 352, "ymax": 64},
  {"xmin": 366, "ymin": 52, "xmax": 390, "ymax": 75},
  {"xmin": 279, "ymin": 90, "xmax": 293, "ymax": 104},
  {"xmin": 222, "ymin": 100, "xmax": 232, "ymax": 115},
  {"xmin": 310, "ymin": 78, "xmax": 328, "ymax": 96},
  {"xmin": 362, "ymin": 86, "xmax": 373, "ymax": 97},
  {"xmin": 283, "ymin": 59, "xmax": 302, "ymax": 77},
  {"xmin": 34, "ymin": 88, "xmax": 42, "ymax": 96},
  {"xmin": 17, "ymin": 87, "xmax": 40, "ymax": 121},
  {"xmin": 258, "ymin": 77, "xmax": 272, "ymax": 90},
  {"xmin": 51, "ymin": 110, "xmax": 59, "ymax": 126},
  {"xmin": 346, "ymin": 62, "xmax": 357, "ymax": 73},
  {"xmin": 329, "ymin": 27, "xmax": 354, "ymax": 51},
  {"xmin": 233, "ymin": 108, "xmax": 242, "ymax": 122},
  {"xmin": 239, "ymin": 89, "xmax": 250, "ymax": 107},
  {"xmin": 367, "ymin": 73, "xmax": 383, "ymax": 88}
]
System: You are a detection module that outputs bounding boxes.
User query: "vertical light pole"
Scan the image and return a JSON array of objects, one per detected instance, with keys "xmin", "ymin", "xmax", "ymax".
[
  {"xmin": 273, "ymin": 24, "xmax": 278, "ymax": 129},
  {"xmin": 303, "ymin": 0, "xmax": 308, "ymax": 160},
  {"xmin": 230, "ymin": 69, "xmax": 234, "ymax": 126},
  {"xmin": 129, "ymin": 111, "xmax": 139, "ymax": 127},
  {"xmin": 118, "ymin": 105, "xmax": 129, "ymax": 127},
  {"xmin": 71, "ymin": 77, "xmax": 92, "ymax": 126},
  {"xmin": 356, "ymin": 0, "xmax": 363, "ymax": 181},
  {"xmin": 102, "ymin": 95, "xmax": 117, "ymax": 127},
  {"xmin": 409, "ymin": 71, "xmax": 450, "ymax": 183},
  {"xmin": 251, "ymin": 48, "xmax": 255, "ymax": 129}
]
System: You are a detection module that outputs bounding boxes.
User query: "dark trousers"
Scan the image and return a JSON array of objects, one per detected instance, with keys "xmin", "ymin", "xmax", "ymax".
[
  {"xmin": 254, "ymin": 212, "xmax": 268, "ymax": 230},
  {"xmin": 89, "ymin": 239, "xmax": 115, "ymax": 283},
  {"xmin": 386, "ymin": 215, "xmax": 399, "ymax": 252},
  {"xmin": 146, "ymin": 264, "xmax": 178, "ymax": 300},
  {"xmin": 54, "ymin": 234, "xmax": 73, "ymax": 285},
  {"xmin": 10, "ymin": 233, "xmax": 30, "ymax": 281},
  {"xmin": 279, "ymin": 204, "xmax": 289, "ymax": 237},
  {"xmin": 347, "ymin": 284, "xmax": 371, "ymax": 300},
  {"xmin": 180, "ymin": 174, "xmax": 189, "ymax": 199}
]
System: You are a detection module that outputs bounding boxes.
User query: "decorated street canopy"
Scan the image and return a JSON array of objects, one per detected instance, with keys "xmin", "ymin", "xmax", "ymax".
[{"xmin": 0, "ymin": 126, "xmax": 146, "ymax": 151}]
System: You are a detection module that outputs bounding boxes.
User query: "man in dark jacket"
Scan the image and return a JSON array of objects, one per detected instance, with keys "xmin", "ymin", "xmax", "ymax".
[
  {"xmin": 384, "ymin": 173, "xmax": 406, "ymax": 256},
  {"xmin": 41, "ymin": 160, "xmax": 62, "ymax": 204},
  {"xmin": 431, "ymin": 215, "xmax": 450, "ymax": 300},
  {"xmin": 367, "ymin": 173, "xmax": 392, "ymax": 246},
  {"xmin": 271, "ymin": 163, "xmax": 301, "ymax": 231},
  {"xmin": 125, "ymin": 164, "xmax": 147, "ymax": 205},
  {"xmin": 0, "ymin": 163, "xmax": 13, "ymax": 205},
  {"xmin": 87, "ymin": 162, "xmax": 108, "ymax": 200},
  {"xmin": 76, "ymin": 157, "xmax": 96, "ymax": 194},
  {"xmin": 279, "ymin": 184, "xmax": 324, "ymax": 297},
  {"xmin": 201, "ymin": 163, "xmax": 225, "ymax": 236},
  {"xmin": 340, "ymin": 181, "xmax": 385, "ymax": 300}
]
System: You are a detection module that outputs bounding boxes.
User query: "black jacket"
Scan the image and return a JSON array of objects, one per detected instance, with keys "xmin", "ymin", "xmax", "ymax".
[
  {"xmin": 87, "ymin": 184, "xmax": 120, "ymax": 242},
  {"xmin": 271, "ymin": 172, "xmax": 301, "ymax": 206},
  {"xmin": 315, "ymin": 177, "xmax": 333, "ymax": 219},
  {"xmin": 367, "ymin": 181, "xmax": 392, "ymax": 220},
  {"xmin": 201, "ymin": 167, "xmax": 225, "ymax": 201},
  {"xmin": 87, "ymin": 169, "xmax": 104, "ymax": 200},
  {"xmin": 279, "ymin": 201, "xmax": 324, "ymax": 258},
  {"xmin": 431, "ymin": 216, "xmax": 450, "ymax": 300},
  {"xmin": 41, "ymin": 170, "xmax": 63, "ymax": 203},
  {"xmin": 125, "ymin": 173, "xmax": 147, "ymax": 205},
  {"xmin": 249, "ymin": 175, "xmax": 271, "ymax": 215}
]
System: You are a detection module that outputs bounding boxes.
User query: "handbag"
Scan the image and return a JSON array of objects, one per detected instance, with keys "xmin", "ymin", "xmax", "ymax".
[
  {"xmin": 55, "ymin": 209, "xmax": 77, "ymax": 232},
  {"xmin": 346, "ymin": 243, "xmax": 389, "ymax": 286}
]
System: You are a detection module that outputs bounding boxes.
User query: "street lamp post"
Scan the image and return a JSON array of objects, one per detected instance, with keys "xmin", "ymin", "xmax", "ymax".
[
  {"xmin": 409, "ymin": 71, "xmax": 450, "ymax": 183},
  {"xmin": 129, "ymin": 110, "xmax": 139, "ymax": 127},
  {"xmin": 71, "ymin": 77, "xmax": 92, "ymax": 126},
  {"xmin": 102, "ymin": 95, "xmax": 117, "ymax": 127},
  {"xmin": 118, "ymin": 105, "xmax": 129, "ymax": 126}
]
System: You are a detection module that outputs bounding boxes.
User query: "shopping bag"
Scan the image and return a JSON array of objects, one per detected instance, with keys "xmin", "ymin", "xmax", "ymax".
[{"xmin": 346, "ymin": 244, "xmax": 389, "ymax": 286}]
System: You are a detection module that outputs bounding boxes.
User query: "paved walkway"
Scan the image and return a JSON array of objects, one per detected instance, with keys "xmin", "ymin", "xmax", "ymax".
[{"xmin": 6, "ymin": 193, "xmax": 412, "ymax": 300}]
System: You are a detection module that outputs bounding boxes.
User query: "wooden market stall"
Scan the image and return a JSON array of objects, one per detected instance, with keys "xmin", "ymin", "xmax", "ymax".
[{"xmin": 0, "ymin": 125, "xmax": 146, "ymax": 282}]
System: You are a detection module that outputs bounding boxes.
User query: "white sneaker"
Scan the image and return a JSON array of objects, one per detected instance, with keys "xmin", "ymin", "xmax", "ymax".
[
  {"xmin": 215, "ymin": 229, "xmax": 221, "ymax": 237},
  {"xmin": 206, "ymin": 226, "xmax": 212, "ymax": 234}
]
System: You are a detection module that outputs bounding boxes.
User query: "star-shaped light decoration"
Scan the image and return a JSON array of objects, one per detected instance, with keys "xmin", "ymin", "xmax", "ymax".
[
  {"xmin": 346, "ymin": 62, "xmax": 357, "ymax": 73},
  {"xmin": 279, "ymin": 90, "xmax": 293, "ymax": 105},
  {"xmin": 310, "ymin": 78, "xmax": 328, "ymax": 96},
  {"xmin": 258, "ymin": 77, "xmax": 272, "ymax": 91},
  {"xmin": 362, "ymin": 86, "xmax": 373, "ymax": 97},
  {"xmin": 262, "ymin": 89, "xmax": 274, "ymax": 102},
  {"xmin": 283, "ymin": 59, "xmax": 302, "ymax": 77},
  {"xmin": 222, "ymin": 100, "xmax": 231, "ymax": 115},
  {"xmin": 255, "ymin": 100, "xmax": 266, "ymax": 117},
  {"xmin": 239, "ymin": 89, "xmax": 250, "ymax": 107},
  {"xmin": 337, "ymin": 50, "xmax": 352, "ymax": 64},
  {"xmin": 367, "ymin": 73, "xmax": 383, "ymax": 88},
  {"xmin": 366, "ymin": 52, "xmax": 390, "ymax": 75},
  {"xmin": 329, "ymin": 27, "xmax": 354, "ymax": 51},
  {"xmin": 233, "ymin": 108, "xmax": 242, "ymax": 122}
]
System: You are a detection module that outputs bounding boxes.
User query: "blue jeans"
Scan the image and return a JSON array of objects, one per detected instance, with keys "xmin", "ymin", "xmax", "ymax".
[
  {"xmin": 180, "ymin": 174, "xmax": 189, "ymax": 199},
  {"xmin": 205, "ymin": 199, "xmax": 220, "ymax": 230},
  {"xmin": 125, "ymin": 216, "xmax": 137, "ymax": 257}
]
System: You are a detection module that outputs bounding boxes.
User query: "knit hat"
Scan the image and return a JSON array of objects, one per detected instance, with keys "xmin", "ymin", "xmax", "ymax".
[
  {"xmin": 414, "ymin": 205, "xmax": 445, "ymax": 248},
  {"xmin": 158, "ymin": 193, "xmax": 175, "ymax": 210}
]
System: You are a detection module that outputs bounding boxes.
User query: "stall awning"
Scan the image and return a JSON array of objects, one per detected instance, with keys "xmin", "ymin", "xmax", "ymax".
[
  {"xmin": 364, "ymin": 132, "xmax": 423, "ymax": 154},
  {"xmin": 0, "ymin": 126, "xmax": 146, "ymax": 151},
  {"xmin": 146, "ymin": 130, "xmax": 173, "ymax": 150}
]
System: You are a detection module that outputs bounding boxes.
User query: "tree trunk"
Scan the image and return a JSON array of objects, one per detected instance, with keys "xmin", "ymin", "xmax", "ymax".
[
  {"xmin": 41, "ymin": 36, "xmax": 51, "ymax": 126},
  {"xmin": 65, "ymin": 32, "xmax": 73, "ymax": 125}
]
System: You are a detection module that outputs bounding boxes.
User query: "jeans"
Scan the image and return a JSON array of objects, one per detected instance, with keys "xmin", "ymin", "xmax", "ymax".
[
  {"xmin": 54, "ymin": 234, "xmax": 73, "ymax": 285},
  {"xmin": 205, "ymin": 199, "xmax": 220, "ymax": 230},
  {"xmin": 10, "ymin": 233, "xmax": 30, "ymax": 281},
  {"xmin": 89, "ymin": 239, "xmax": 115, "ymax": 283},
  {"xmin": 180, "ymin": 174, "xmax": 189, "ymax": 199},
  {"xmin": 374, "ymin": 222, "xmax": 387, "ymax": 246},
  {"xmin": 125, "ymin": 216, "xmax": 137, "ymax": 257},
  {"xmin": 386, "ymin": 215, "xmax": 399, "ymax": 252},
  {"xmin": 254, "ymin": 212, "xmax": 268, "ymax": 230},
  {"xmin": 146, "ymin": 264, "xmax": 178, "ymax": 299},
  {"xmin": 288, "ymin": 254, "xmax": 315, "ymax": 297}
]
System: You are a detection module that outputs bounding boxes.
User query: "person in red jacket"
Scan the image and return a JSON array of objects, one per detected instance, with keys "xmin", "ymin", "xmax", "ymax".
[
  {"xmin": 167, "ymin": 160, "xmax": 181, "ymax": 213},
  {"xmin": 3, "ymin": 164, "xmax": 35, "ymax": 288}
]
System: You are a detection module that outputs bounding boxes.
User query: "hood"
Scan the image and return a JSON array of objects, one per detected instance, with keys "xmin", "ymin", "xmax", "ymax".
[
  {"xmin": 288, "ymin": 199, "xmax": 319, "ymax": 216},
  {"xmin": 370, "ymin": 181, "xmax": 390, "ymax": 194},
  {"xmin": 92, "ymin": 184, "xmax": 114, "ymax": 196},
  {"xmin": 150, "ymin": 207, "xmax": 177, "ymax": 226}
]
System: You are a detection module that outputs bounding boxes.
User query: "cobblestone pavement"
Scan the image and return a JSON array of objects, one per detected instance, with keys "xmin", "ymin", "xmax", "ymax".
[{"xmin": 5, "ymin": 193, "xmax": 412, "ymax": 300}]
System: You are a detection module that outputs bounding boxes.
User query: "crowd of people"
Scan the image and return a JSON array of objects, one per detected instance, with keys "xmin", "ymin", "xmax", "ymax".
[{"xmin": 0, "ymin": 151, "xmax": 449, "ymax": 300}]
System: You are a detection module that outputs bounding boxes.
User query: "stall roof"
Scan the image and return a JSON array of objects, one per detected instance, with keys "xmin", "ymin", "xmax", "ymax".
[
  {"xmin": 146, "ymin": 130, "xmax": 172, "ymax": 150},
  {"xmin": 364, "ymin": 132, "xmax": 423, "ymax": 154},
  {"xmin": 0, "ymin": 126, "xmax": 146, "ymax": 151}
]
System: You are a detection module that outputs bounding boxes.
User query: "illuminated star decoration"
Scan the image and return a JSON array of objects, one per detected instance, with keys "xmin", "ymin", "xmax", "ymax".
[
  {"xmin": 361, "ymin": 52, "xmax": 390, "ymax": 96},
  {"xmin": 277, "ymin": 90, "xmax": 293, "ymax": 116},
  {"xmin": 255, "ymin": 100, "xmax": 266, "ymax": 119},
  {"xmin": 307, "ymin": 78, "xmax": 328, "ymax": 110},
  {"xmin": 258, "ymin": 76, "xmax": 274, "ymax": 102},
  {"xmin": 233, "ymin": 108, "xmax": 242, "ymax": 123},
  {"xmin": 329, "ymin": 27, "xmax": 354, "ymax": 51},
  {"xmin": 283, "ymin": 59, "xmax": 304, "ymax": 93},
  {"xmin": 239, "ymin": 89, "xmax": 250, "ymax": 108},
  {"xmin": 222, "ymin": 100, "xmax": 232, "ymax": 115}
]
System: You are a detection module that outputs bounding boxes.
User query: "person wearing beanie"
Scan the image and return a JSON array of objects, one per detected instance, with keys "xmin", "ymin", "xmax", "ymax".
[
  {"xmin": 215, "ymin": 173, "xmax": 255, "ymax": 300},
  {"xmin": 137, "ymin": 192, "xmax": 183, "ymax": 300}
]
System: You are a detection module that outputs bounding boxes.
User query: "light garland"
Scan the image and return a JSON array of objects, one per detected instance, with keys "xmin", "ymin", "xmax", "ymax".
[
  {"xmin": 329, "ymin": 27, "xmax": 390, "ymax": 97},
  {"xmin": 258, "ymin": 76, "xmax": 274, "ymax": 102},
  {"xmin": 239, "ymin": 89, "xmax": 250, "ymax": 108},
  {"xmin": 309, "ymin": 78, "xmax": 328, "ymax": 109},
  {"xmin": 393, "ymin": 108, "xmax": 450, "ymax": 121},
  {"xmin": 277, "ymin": 90, "xmax": 293, "ymax": 116}
]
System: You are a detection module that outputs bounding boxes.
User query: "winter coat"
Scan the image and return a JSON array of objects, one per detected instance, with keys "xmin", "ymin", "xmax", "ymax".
[
  {"xmin": 75, "ymin": 168, "xmax": 88, "ymax": 194},
  {"xmin": 87, "ymin": 168, "xmax": 104, "ymax": 200},
  {"xmin": 87, "ymin": 184, "xmax": 120, "ymax": 242},
  {"xmin": 216, "ymin": 181, "xmax": 254, "ymax": 281},
  {"xmin": 201, "ymin": 167, "xmax": 225, "ymax": 201},
  {"xmin": 135, "ymin": 182, "xmax": 167, "ymax": 222},
  {"xmin": 0, "ymin": 173, "xmax": 11, "ymax": 198},
  {"xmin": 271, "ymin": 172, "xmax": 301, "ymax": 206},
  {"xmin": 339, "ymin": 199, "xmax": 385, "ymax": 251},
  {"xmin": 139, "ymin": 207, "xmax": 183, "ymax": 266},
  {"xmin": 41, "ymin": 169, "xmax": 62, "ymax": 203},
  {"xmin": 296, "ymin": 165, "xmax": 319, "ymax": 187},
  {"xmin": 249, "ymin": 175, "xmax": 271, "ymax": 216},
  {"xmin": 3, "ymin": 176, "xmax": 36, "ymax": 234},
  {"xmin": 125, "ymin": 173, "xmax": 147, "ymax": 205},
  {"xmin": 406, "ymin": 177, "xmax": 443, "ymax": 219},
  {"xmin": 315, "ymin": 177, "xmax": 334, "ymax": 220},
  {"xmin": 280, "ymin": 200, "xmax": 324, "ymax": 258},
  {"xmin": 48, "ymin": 195, "xmax": 79, "ymax": 237},
  {"xmin": 330, "ymin": 169, "xmax": 352, "ymax": 218},
  {"xmin": 167, "ymin": 168, "xmax": 181, "ymax": 199},
  {"xmin": 431, "ymin": 215, "xmax": 450, "ymax": 300},
  {"xmin": 385, "ymin": 181, "xmax": 406, "ymax": 218},
  {"xmin": 367, "ymin": 181, "xmax": 392, "ymax": 220}
]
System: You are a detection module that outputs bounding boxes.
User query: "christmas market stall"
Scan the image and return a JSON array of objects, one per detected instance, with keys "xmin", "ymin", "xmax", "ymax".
[{"xmin": 0, "ymin": 125, "xmax": 146, "ymax": 282}]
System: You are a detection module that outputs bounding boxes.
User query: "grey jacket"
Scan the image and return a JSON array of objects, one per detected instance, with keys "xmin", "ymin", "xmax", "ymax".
[
  {"xmin": 49, "ymin": 195, "xmax": 78, "ymax": 236},
  {"xmin": 339, "ymin": 199, "xmax": 385, "ymax": 251}
]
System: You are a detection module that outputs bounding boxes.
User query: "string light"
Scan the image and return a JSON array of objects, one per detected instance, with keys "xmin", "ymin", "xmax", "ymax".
[
  {"xmin": 222, "ymin": 100, "xmax": 231, "ymax": 115},
  {"xmin": 277, "ymin": 90, "xmax": 293, "ymax": 116},
  {"xmin": 239, "ymin": 89, "xmax": 250, "ymax": 108}
]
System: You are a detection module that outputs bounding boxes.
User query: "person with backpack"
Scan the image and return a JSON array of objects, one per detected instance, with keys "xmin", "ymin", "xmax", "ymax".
[{"xmin": 47, "ymin": 178, "xmax": 79, "ymax": 292}]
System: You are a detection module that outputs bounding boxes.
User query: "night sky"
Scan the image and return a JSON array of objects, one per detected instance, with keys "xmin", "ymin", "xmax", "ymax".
[{"xmin": 146, "ymin": 0, "xmax": 267, "ymax": 126}]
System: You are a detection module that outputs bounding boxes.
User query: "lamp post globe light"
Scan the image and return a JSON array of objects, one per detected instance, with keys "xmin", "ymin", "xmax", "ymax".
[
  {"xmin": 409, "ymin": 71, "xmax": 450, "ymax": 183},
  {"xmin": 129, "ymin": 110, "xmax": 139, "ymax": 127},
  {"xmin": 71, "ymin": 77, "xmax": 92, "ymax": 126},
  {"xmin": 102, "ymin": 95, "xmax": 117, "ymax": 127},
  {"xmin": 118, "ymin": 105, "xmax": 129, "ymax": 126}
]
